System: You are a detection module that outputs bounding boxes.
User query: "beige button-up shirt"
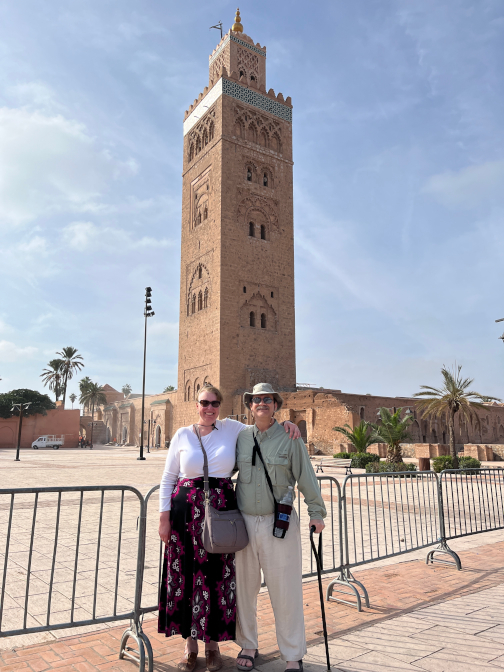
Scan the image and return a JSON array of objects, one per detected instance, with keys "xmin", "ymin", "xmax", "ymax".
[{"xmin": 236, "ymin": 421, "xmax": 326, "ymax": 520}]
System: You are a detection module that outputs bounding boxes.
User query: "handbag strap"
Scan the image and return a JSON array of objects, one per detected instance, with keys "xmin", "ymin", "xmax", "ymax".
[
  {"xmin": 252, "ymin": 434, "xmax": 277, "ymax": 504},
  {"xmin": 193, "ymin": 425, "xmax": 210, "ymax": 504}
]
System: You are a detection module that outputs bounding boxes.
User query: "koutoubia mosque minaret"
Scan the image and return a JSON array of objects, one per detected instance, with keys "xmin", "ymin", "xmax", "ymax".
[{"xmin": 174, "ymin": 9, "xmax": 296, "ymax": 427}]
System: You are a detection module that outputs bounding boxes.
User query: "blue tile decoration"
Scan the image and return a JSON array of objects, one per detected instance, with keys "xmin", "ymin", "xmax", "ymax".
[{"xmin": 222, "ymin": 79, "xmax": 292, "ymax": 123}]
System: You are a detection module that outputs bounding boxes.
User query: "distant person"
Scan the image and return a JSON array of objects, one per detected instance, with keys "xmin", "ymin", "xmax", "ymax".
[{"xmin": 158, "ymin": 383, "xmax": 300, "ymax": 672}]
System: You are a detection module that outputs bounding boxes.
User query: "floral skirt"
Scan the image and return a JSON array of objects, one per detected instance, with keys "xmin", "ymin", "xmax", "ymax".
[{"xmin": 158, "ymin": 477, "xmax": 237, "ymax": 642}]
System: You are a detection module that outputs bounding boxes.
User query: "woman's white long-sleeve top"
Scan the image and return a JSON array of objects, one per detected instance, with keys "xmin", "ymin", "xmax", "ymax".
[{"xmin": 159, "ymin": 418, "xmax": 245, "ymax": 512}]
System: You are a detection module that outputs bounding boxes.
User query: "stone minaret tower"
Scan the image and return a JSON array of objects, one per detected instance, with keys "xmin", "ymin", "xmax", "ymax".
[{"xmin": 174, "ymin": 9, "xmax": 296, "ymax": 427}]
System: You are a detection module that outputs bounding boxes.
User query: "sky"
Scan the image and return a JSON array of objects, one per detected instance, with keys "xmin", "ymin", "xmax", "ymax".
[{"xmin": 0, "ymin": 0, "xmax": 503, "ymax": 404}]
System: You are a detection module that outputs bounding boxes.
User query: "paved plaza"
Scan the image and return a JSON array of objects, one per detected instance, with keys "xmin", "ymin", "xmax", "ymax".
[{"xmin": 1, "ymin": 445, "xmax": 503, "ymax": 671}]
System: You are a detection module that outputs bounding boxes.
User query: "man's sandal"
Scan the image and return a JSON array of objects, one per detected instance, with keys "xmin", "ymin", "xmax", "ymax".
[
  {"xmin": 286, "ymin": 661, "xmax": 303, "ymax": 672},
  {"xmin": 236, "ymin": 649, "xmax": 258, "ymax": 671}
]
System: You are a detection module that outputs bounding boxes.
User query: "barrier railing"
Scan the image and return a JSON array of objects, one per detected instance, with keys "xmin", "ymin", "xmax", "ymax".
[
  {"xmin": 328, "ymin": 471, "xmax": 442, "ymax": 610},
  {"xmin": 3, "ymin": 468, "xmax": 504, "ymax": 665},
  {"xmin": 0, "ymin": 486, "xmax": 153, "ymax": 672}
]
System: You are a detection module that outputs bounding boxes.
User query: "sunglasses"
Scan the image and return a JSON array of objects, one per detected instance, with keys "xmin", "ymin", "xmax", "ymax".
[
  {"xmin": 251, "ymin": 396, "xmax": 274, "ymax": 404},
  {"xmin": 198, "ymin": 399, "xmax": 221, "ymax": 408}
]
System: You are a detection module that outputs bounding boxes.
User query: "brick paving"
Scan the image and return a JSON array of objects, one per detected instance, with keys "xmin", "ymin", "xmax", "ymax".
[{"xmin": 1, "ymin": 539, "xmax": 504, "ymax": 671}]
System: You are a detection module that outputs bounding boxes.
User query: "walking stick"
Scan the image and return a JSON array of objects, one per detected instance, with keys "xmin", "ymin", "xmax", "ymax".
[{"xmin": 310, "ymin": 525, "xmax": 331, "ymax": 671}]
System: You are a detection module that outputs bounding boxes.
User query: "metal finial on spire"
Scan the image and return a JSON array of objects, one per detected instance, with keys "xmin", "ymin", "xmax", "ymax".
[{"xmin": 232, "ymin": 8, "xmax": 243, "ymax": 33}]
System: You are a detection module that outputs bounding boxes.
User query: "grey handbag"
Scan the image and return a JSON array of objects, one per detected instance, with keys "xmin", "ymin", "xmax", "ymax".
[{"xmin": 194, "ymin": 425, "xmax": 249, "ymax": 554}]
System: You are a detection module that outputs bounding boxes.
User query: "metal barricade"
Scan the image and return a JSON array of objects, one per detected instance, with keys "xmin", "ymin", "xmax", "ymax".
[
  {"xmin": 425, "ymin": 468, "xmax": 504, "ymax": 570},
  {"xmin": 0, "ymin": 486, "xmax": 153, "ymax": 672},
  {"xmin": 328, "ymin": 471, "xmax": 442, "ymax": 611}
]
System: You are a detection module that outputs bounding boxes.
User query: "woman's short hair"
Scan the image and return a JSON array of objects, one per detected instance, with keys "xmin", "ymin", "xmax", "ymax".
[{"xmin": 197, "ymin": 382, "xmax": 223, "ymax": 404}]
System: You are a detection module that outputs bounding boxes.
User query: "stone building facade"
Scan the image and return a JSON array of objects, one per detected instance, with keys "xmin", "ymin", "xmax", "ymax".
[{"xmin": 95, "ymin": 14, "xmax": 504, "ymax": 459}]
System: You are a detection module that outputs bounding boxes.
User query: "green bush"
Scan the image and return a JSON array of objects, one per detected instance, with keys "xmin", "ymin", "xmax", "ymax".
[
  {"xmin": 333, "ymin": 452, "xmax": 352, "ymax": 459},
  {"xmin": 351, "ymin": 452, "xmax": 376, "ymax": 469},
  {"xmin": 432, "ymin": 455, "xmax": 453, "ymax": 473},
  {"xmin": 459, "ymin": 456, "xmax": 481, "ymax": 473},
  {"xmin": 365, "ymin": 461, "xmax": 417, "ymax": 475}
]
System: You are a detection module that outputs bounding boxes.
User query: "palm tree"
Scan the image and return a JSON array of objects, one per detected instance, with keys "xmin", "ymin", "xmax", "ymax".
[
  {"xmin": 57, "ymin": 347, "xmax": 84, "ymax": 408},
  {"xmin": 333, "ymin": 421, "xmax": 374, "ymax": 452},
  {"xmin": 122, "ymin": 384, "xmax": 132, "ymax": 398},
  {"xmin": 40, "ymin": 359, "xmax": 64, "ymax": 401},
  {"xmin": 79, "ymin": 382, "xmax": 107, "ymax": 449},
  {"xmin": 369, "ymin": 408, "xmax": 414, "ymax": 463},
  {"xmin": 414, "ymin": 364, "xmax": 500, "ymax": 469},
  {"xmin": 69, "ymin": 393, "xmax": 77, "ymax": 409},
  {"xmin": 79, "ymin": 377, "xmax": 92, "ymax": 413}
]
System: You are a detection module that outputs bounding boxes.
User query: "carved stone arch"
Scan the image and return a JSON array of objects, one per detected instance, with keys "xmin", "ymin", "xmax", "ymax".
[
  {"xmin": 247, "ymin": 122, "xmax": 257, "ymax": 143},
  {"xmin": 185, "ymin": 380, "xmax": 191, "ymax": 402},
  {"xmin": 195, "ymin": 134, "xmax": 202, "ymax": 154},
  {"xmin": 194, "ymin": 192, "xmax": 209, "ymax": 227},
  {"xmin": 234, "ymin": 117, "xmax": 245, "ymax": 138},
  {"xmin": 202, "ymin": 128, "xmax": 209, "ymax": 146},
  {"xmin": 188, "ymin": 262, "xmax": 210, "ymax": 296},
  {"xmin": 240, "ymin": 292, "xmax": 277, "ymax": 332},
  {"xmin": 237, "ymin": 193, "xmax": 279, "ymax": 237},
  {"xmin": 258, "ymin": 128, "xmax": 269, "ymax": 148},
  {"xmin": 245, "ymin": 160, "xmax": 259, "ymax": 183},
  {"xmin": 270, "ymin": 132, "xmax": 282, "ymax": 153},
  {"xmin": 188, "ymin": 143, "xmax": 194, "ymax": 162},
  {"xmin": 208, "ymin": 120, "xmax": 215, "ymax": 141},
  {"xmin": 261, "ymin": 165, "xmax": 274, "ymax": 188}
]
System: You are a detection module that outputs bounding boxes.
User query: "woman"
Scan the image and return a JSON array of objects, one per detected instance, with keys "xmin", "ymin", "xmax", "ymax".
[{"xmin": 158, "ymin": 383, "xmax": 300, "ymax": 672}]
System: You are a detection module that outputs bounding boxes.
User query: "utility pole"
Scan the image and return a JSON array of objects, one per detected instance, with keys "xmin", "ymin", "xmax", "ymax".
[
  {"xmin": 139, "ymin": 287, "xmax": 155, "ymax": 461},
  {"xmin": 12, "ymin": 402, "xmax": 32, "ymax": 462}
]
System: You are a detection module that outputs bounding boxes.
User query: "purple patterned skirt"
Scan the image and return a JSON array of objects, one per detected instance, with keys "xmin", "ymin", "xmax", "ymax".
[{"xmin": 158, "ymin": 477, "xmax": 237, "ymax": 642}]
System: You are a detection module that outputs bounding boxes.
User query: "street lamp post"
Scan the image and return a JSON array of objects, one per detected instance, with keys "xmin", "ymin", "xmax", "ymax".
[
  {"xmin": 11, "ymin": 402, "xmax": 32, "ymax": 462},
  {"xmin": 138, "ymin": 287, "xmax": 155, "ymax": 461}
]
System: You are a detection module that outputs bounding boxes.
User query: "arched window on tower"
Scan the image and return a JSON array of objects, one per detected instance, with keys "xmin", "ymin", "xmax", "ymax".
[
  {"xmin": 263, "ymin": 172, "xmax": 268, "ymax": 187},
  {"xmin": 198, "ymin": 266, "xmax": 202, "ymax": 279},
  {"xmin": 203, "ymin": 206, "xmax": 208, "ymax": 220},
  {"xmin": 196, "ymin": 136, "xmax": 202, "ymax": 154},
  {"xmin": 189, "ymin": 144, "xmax": 194, "ymax": 162},
  {"xmin": 197, "ymin": 211, "xmax": 202, "ymax": 225},
  {"xmin": 186, "ymin": 384, "xmax": 191, "ymax": 402},
  {"xmin": 187, "ymin": 301, "xmax": 190, "ymax": 317},
  {"xmin": 249, "ymin": 222, "xmax": 255, "ymax": 237},
  {"xmin": 261, "ymin": 313, "xmax": 266, "ymax": 329},
  {"xmin": 204, "ymin": 287, "xmax": 208, "ymax": 308},
  {"xmin": 209, "ymin": 121, "xmax": 214, "ymax": 141},
  {"xmin": 191, "ymin": 294, "xmax": 196, "ymax": 314},
  {"xmin": 250, "ymin": 311, "xmax": 256, "ymax": 327},
  {"xmin": 247, "ymin": 167, "xmax": 252, "ymax": 182},
  {"xmin": 203, "ymin": 129, "xmax": 208, "ymax": 146},
  {"xmin": 196, "ymin": 383, "xmax": 201, "ymax": 395},
  {"xmin": 198, "ymin": 291, "xmax": 203, "ymax": 311},
  {"xmin": 260, "ymin": 225, "xmax": 266, "ymax": 240}
]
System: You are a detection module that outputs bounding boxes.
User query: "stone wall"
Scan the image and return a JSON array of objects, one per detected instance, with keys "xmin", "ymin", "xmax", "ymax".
[{"xmin": 0, "ymin": 406, "xmax": 80, "ymax": 448}]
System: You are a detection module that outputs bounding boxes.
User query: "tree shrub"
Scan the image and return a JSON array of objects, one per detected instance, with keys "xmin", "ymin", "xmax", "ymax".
[
  {"xmin": 351, "ymin": 452, "xmax": 376, "ymax": 469},
  {"xmin": 432, "ymin": 455, "xmax": 454, "ymax": 473},
  {"xmin": 459, "ymin": 456, "xmax": 481, "ymax": 472},
  {"xmin": 333, "ymin": 452, "xmax": 352, "ymax": 459},
  {"xmin": 365, "ymin": 461, "xmax": 417, "ymax": 475}
]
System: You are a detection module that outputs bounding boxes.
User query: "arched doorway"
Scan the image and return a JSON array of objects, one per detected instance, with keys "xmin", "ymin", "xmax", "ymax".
[
  {"xmin": 106, "ymin": 426, "xmax": 112, "ymax": 443},
  {"xmin": 297, "ymin": 420, "xmax": 307, "ymax": 442},
  {"xmin": 122, "ymin": 426, "xmax": 128, "ymax": 444},
  {"xmin": 155, "ymin": 425, "xmax": 161, "ymax": 448}
]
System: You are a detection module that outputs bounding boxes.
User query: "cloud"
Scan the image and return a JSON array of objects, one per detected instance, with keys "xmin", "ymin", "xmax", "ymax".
[
  {"xmin": 61, "ymin": 221, "xmax": 175, "ymax": 251},
  {"xmin": 0, "ymin": 107, "xmax": 138, "ymax": 226},
  {"xmin": 0, "ymin": 341, "xmax": 38, "ymax": 363},
  {"xmin": 423, "ymin": 160, "xmax": 504, "ymax": 209}
]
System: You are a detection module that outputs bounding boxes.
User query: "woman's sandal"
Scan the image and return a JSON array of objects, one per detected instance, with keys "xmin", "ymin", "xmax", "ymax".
[
  {"xmin": 236, "ymin": 649, "xmax": 259, "ymax": 671},
  {"xmin": 206, "ymin": 648, "xmax": 223, "ymax": 672},
  {"xmin": 177, "ymin": 651, "xmax": 198, "ymax": 672}
]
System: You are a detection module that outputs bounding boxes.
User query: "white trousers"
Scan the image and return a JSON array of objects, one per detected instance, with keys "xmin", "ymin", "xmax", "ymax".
[{"xmin": 235, "ymin": 510, "xmax": 306, "ymax": 662}]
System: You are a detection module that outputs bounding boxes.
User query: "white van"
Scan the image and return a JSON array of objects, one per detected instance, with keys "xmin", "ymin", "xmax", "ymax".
[{"xmin": 32, "ymin": 435, "xmax": 65, "ymax": 450}]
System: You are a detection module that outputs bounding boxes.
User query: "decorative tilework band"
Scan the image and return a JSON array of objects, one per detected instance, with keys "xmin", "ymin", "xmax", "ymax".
[
  {"xmin": 209, "ymin": 34, "xmax": 266, "ymax": 66},
  {"xmin": 183, "ymin": 78, "xmax": 292, "ymax": 135}
]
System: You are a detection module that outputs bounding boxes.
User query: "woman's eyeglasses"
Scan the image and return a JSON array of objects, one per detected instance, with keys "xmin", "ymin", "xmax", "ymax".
[
  {"xmin": 251, "ymin": 396, "xmax": 274, "ymax": 404},
  {"xmin": 198, "ymin": 400, "xmax": 221, "ymax": 408}
]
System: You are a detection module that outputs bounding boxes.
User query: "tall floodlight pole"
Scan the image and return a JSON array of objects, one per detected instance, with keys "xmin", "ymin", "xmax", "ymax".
[
  {"xmin": 138, "ymin": 287, "xmax": 155, "ymax": 461},
  {"xmin": 12, "ymin": 402, "xmax": 32, "ymax": 462}
]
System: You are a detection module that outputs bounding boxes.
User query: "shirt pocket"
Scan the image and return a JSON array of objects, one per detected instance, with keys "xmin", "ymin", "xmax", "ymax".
[
  {"xmin": 238, "ymin": 456, "xmax": 252, "ymax": 484},
  {"xmin": 265, "ymin": 454, "xmax": 290, "ymax": 486}
]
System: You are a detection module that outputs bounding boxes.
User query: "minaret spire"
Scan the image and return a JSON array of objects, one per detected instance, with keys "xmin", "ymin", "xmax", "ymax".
[{"xmin": 232, "ymin": 8, "xmax": 243, "ymax": 33}]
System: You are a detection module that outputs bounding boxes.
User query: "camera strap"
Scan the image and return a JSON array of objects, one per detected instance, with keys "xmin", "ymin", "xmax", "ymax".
[{"xmin": 252, "ymin": 434, "xmax": 277, "ymax": 504}]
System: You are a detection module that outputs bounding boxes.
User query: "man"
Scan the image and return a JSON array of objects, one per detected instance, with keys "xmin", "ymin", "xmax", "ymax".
[{"xmin": 235, "ymin": 383, "xmax": 326, "ymax": 672}]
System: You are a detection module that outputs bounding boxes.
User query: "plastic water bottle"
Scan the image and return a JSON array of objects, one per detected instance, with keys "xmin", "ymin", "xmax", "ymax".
[{"xmin": 273, "ymin": 486, "xmax": 294, "ymax": 538}]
